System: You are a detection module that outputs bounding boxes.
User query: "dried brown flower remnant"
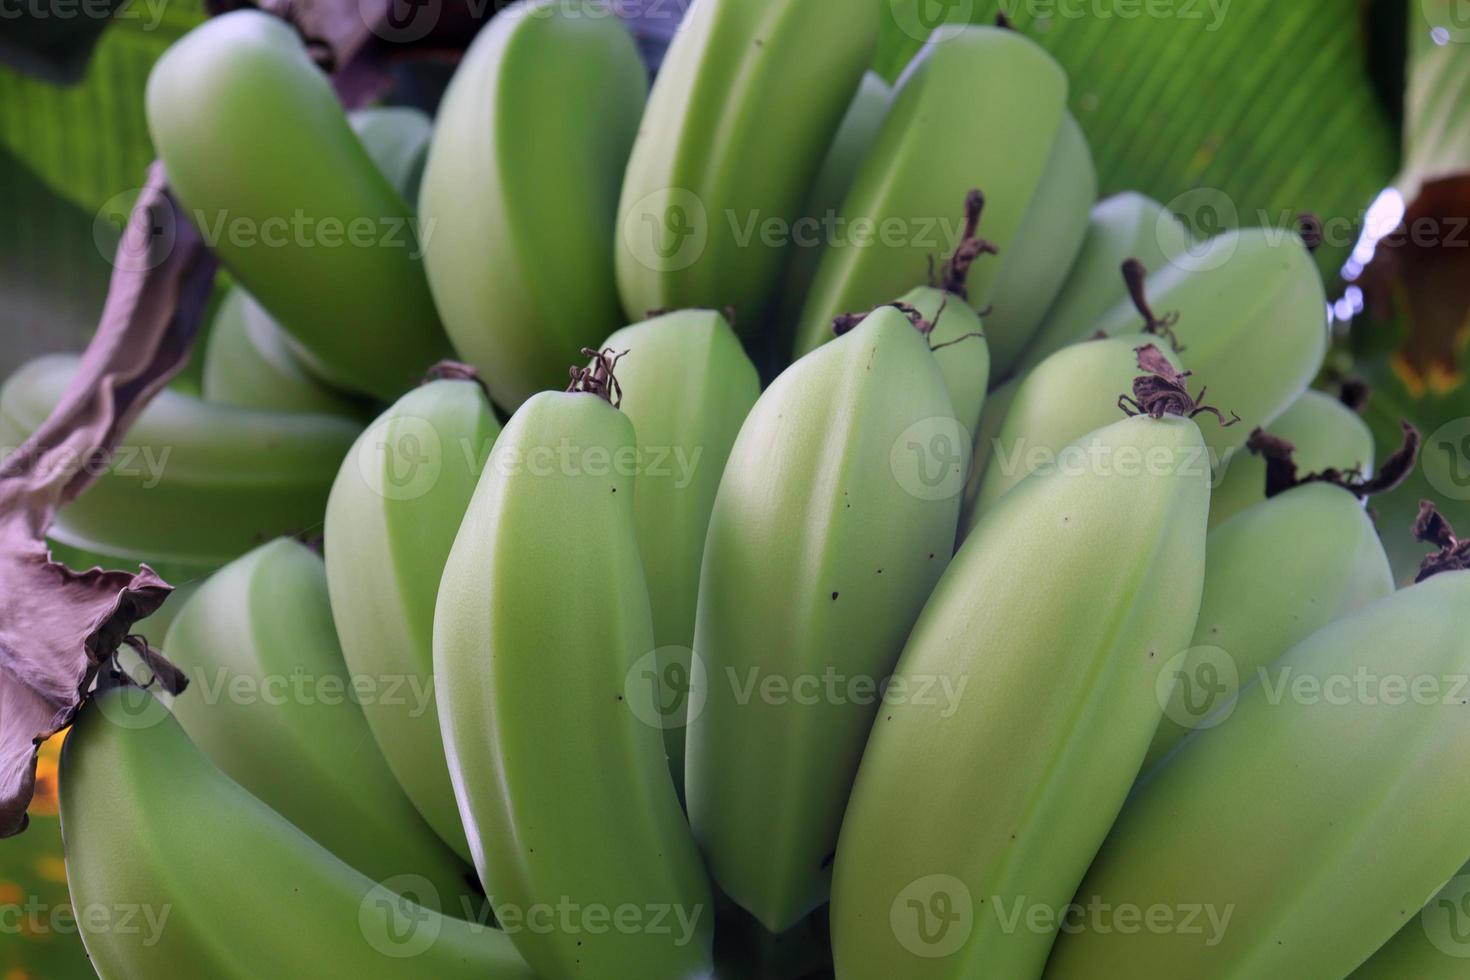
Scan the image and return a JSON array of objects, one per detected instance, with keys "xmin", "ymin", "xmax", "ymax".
[
  {"xmin": 1413, "ymin": 500, "xmax": 1470, "ymax": 582},
  {"xmin": 1246, "ymin": 420, "xmax": 1419, "ymax": 503},
  {"xmin": 1118, "ymin": 345, "xmax": 1240, "ymax": 428},
  {"xmin": 568, "ymin": 347, "xmax": 629, "ymax": 408},
  {"xmin": 0, "ymin": 166, "xmax": 207, "ymax": 838},
  {"xmin": 1121, "ymin": 259, "xmax": 1184, "ymax": 353},
  {"xmin": 937, "ymin": 189, "xmax": 1000, "ymax": 300}
]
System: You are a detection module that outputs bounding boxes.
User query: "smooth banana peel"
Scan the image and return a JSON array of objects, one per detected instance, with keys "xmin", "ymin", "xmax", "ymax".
[
  {"xmin": 1087, "ymin": 229, "xmax": 1329, "ymax": 462},
  {"xmin": 1353, "ymin": 859, "xmax": 1470, "ymax": 979},
  {"xmin": 688, "ymin": 306, "xmax": 966, "ymax": 933},
  {"xmin": 201, "ymin": 286, "xmax": 364, "ymax": 417},
  {"xmin": 350, "ymin": 106, "xmax": 433, "ymax": 204},
  {"xmin": 60, "ymin": 684, "xmax": 532, "ymax": 979},
  {"xmin": 1017, "ymin": 192, "xmax": 1191, "ymax": 373},
  {"xmin": 325, "ymin": 377, "xmax": 502, "ymax": 861},
  {"xmin": 1046, "ymin": 568, "xmax": 1470, "ymax": 979},
  {"xmin": 959, "ymin": 374, "xmax": 1022, "ymax": 535},
  {"xmin": 794, "ymin": 25, "xmax": 1068, "ymax": 357},
  {"xmin": 832, "ymin": 412, "xmax": 1210, "ymax": 979},
  {"xmin": 617, "ymin": 0, "xmax": 881, "ymax": 327},
  {"xmin": 201, "ymin": 108, "xmax": 435, "ymax": 409},
  {"xmin": 897, "ymin": 287, "xmax": 991, "ymax": 442},
  {"xmin": 1143, "ymin": 481, "xmax": 1394, "ymax": 771},
  {"xmin": 163, "ymin": 539, "xmax": 475, "ymax": 904},
  {"xmin": 1209, "ymin": 388, "xmax": 1374, "ymax": 528},
  {"xmin": 772, "ymin": 71, "xmax": 894, "ymax": 347},
  {"xmin": 982, "ymin": 113, "xmax": 1097, "ymax": 375},
  {"xmin": 600, "ymin": 310, "xmax": 760, "ymax": 798},
  {"xmin": 0, "ymin": 353, "xmax": 360, "ymax": 567},
  {"xmin": 434, "ymin": 382, "xmax": 714, "ymax": 978},
  {"xmin": 146, "ymin": 10, "xmax": 449, "ymax": 399},
  {"xmin": 968, "ymin": 335, "xmax": 1183, "ymax": 524},
  {"xmin": 420, "ymin": 0, "xmax": 648, "ymax": 410}
]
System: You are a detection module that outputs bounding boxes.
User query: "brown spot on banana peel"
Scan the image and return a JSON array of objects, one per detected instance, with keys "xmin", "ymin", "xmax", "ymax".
[
  {"xmin": 1117, "ymin": 345, "xmax": 1241, "ymax": 427},
  {"xmin": 1414, "ymin": 500, "xmax": 1470, "ymax": 582}
]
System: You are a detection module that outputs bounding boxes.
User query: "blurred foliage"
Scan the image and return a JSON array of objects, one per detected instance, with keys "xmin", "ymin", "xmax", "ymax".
[
  {"xmin": 0, "ymin": 0, "xmax": 204, "ymax": 378},
  {"xmin": 1353, "ymin": 3, "xmax": 1470, "ymax": 580},
  {"xmin": 0, "ymin": 0, "xmax": 126, "ymax": 84},
  {"xmin": 0, "ymin": 734, "xmax": 95, "ymax": 979},
  {"xmin": 876, "ymin": 0, "xmax": 1400, "ymax": 277}
]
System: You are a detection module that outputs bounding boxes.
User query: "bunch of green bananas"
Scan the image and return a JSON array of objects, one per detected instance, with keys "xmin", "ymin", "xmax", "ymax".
[{"xmin": 39, "ymin": 3, "xmax": 1470, "ymax": 980}]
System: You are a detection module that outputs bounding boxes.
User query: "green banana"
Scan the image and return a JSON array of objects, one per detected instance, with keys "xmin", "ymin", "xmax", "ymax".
[
  {"xmin": 1209, "ymin": 388, "xmax": 1374, "ymax": 527},
  {"xmin": 60, "ymin": 684, "xmax": 532, "ymax": 979},
  {"xmin": 968, "ymin": 335, "xmax": 1184, "ymax": 521},
  {"xmin": 324, "ymin": 376, "xmax": 502, "ymax": 861},
  {"xmin": 981, "ymin": 113, "xmax": 1097, "ymax": 375},
  {"xmin": 794, "ymin": 25, "xmax": 1069, "ymax": 359},
  {"xmin": 830, "ymin": 412, "xmax": 1210, "ymax": 979},
  {"xmin": 200, "ymin": 105, "xmax": 433, "ymax": 413},
  {"xmin": 600, "ymin": 310, "xmax": 760, "ymax": 796},
  {"xmin": 1353, "ymin": 861, "xmax": 1470, "ymax": 978},
  {"xmin": 350, "ymin": 106, "xmax": 433, "ymax": 205},
  {"xmin": 616, "ymin": 0, "xmax": 882, "ymax": 327},
  {"xmin": 1086, "ymin": 229, "xmax": 1329, "ymax": 462},
  {"xmin": 772, "ymin": 71, "xmax": 894, "ymax": 344},
  {"xmin": 434, "ymin": 375, "xmax": 714, "ymax": 978},
  {"xmin": 163, "ymin": 538, "xmax": 475, "ymax": 904},
  {"xmin": 1017, "ymin": 192, "xmax": 1191, "ymax": 373},
  {"xmin": 0, "ymin": 353, "xmax": 360, "ymax": 566},
  {"xmin": 1143, "ymin": 481, "xmax": 1394, "ymax": 770},
  {"xmin": 147, "ymin": 10, "xmax": 448, "ymax": 399},
  {"xmin": 688, "ymin": 306, "xmax": 966, "ymax": 933},
  {"xmin": 419, "ymin": 0, "xmax": 647, "ymax": 410},
  {"xmin": 201, "ymin": 286, "xmax": 364, "ymax": 417},
  {"xmin": 1047, "ymin": 568, "xmax": 1470, "ymax": 979},
  {"xmin": 897, "ymin": 287, "xmax": 991, "ymax": 442},
  {"xmin": 961, "ymin": 375, "xmax": 1022, "ymax": 527}
]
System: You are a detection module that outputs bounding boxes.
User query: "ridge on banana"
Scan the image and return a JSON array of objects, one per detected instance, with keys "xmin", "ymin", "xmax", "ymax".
[
  {"xmin": 435, "ymin": 346, "xmax": 715, "ymax": 978},
  {"xmin": 688, "ymin": 305, "xmax": 967, "ymax": 932},
  {"xmin": 1047, "ymin": 507, "xmax": 1470, "ymax": 978},
  {"xmin": 831, "ymin": 346, "xmax": 1243, "ymax": 978}
]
